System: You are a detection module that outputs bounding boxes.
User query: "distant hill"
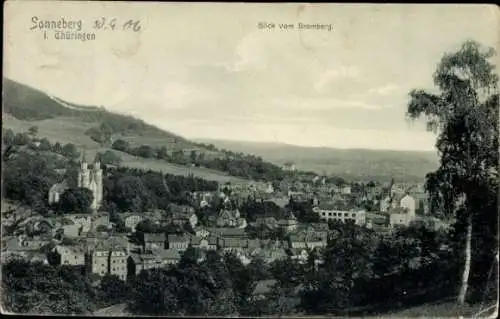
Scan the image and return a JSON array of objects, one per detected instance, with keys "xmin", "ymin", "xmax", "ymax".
[
  {"xmin": 2, "ymin": 78, "xmax": 438, "ymax": 183},
  {"xmin": 195, "ymin": 139, "xmax": 440, "ymax": 182},
  {"xmin": 2, "ymin": 78, "xmax": 189, "ymax": 146},
  {"xmin": 2, "ymin": 78, "xmax": 246, "ymax": 184}
]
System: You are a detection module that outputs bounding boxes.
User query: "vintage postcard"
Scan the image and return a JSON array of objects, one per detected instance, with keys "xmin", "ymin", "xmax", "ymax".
[{"xmin": 2, "ymin": 1, "xmax": 499, "ymax": 317}]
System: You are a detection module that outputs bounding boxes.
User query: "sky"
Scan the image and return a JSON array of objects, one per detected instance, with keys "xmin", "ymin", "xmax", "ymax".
[{"xmin": 4, "ymin": 2, "xmax": 499, "ymax": 151}]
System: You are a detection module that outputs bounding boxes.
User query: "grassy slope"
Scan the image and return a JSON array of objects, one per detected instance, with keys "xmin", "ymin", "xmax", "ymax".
[{"xmin": 2, "ymin": 79, "xmax": 247, "ymax": 184}]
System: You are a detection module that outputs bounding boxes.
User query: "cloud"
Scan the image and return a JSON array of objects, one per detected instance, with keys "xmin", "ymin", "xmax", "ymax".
[
  {"xmin": 138, "ymin": 82, "xmax": 213, "ymax": 112},
  {"xmin": 314, "ymin": 65, "xmax": 361, "ymax": 92},
  {"xmin": 269, "ymin": 96, "xmax": 391, "ymax": 111},
  {"xmin": 368, "ymin": 83, "xmax": 399, "ymax": 96},
  {"xmin": 220, "ymin": 32, "xmax": 272, "ymax": 73}
]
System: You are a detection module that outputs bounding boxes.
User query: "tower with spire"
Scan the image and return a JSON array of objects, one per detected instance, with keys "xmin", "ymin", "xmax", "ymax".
[{"xmin": 77, "ymin": 151, "xmax": 103, "ymax": 212}]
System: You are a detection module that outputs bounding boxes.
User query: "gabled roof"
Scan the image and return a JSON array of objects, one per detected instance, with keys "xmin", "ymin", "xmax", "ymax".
[
  {"xmin": 156, "ymin": 249, "xmax": 181, "ymax": 260},
  {"xmin": 219, "ymin": 238, "xmax": 248, "ymax": 248},
  {"xmin": 167, "ymin": 234, "xmax": 191, "ymax": 243},
  {"xmin": 144, "ymin": 233, "xmax": 165, "ymax": 242},
  {"xmin": 57, "ymin": 244, "xmax": 85, "ymax": 255},
  {"xmin": 247, "ymin": 239, "xmax": 261, "ymax": 249},
  {"xmin": 388, "ymin": 207, "xmax": 408, "ymax": 215},
  {"xmin": 207, "ymin": 227, "xmax": 247, "ymax": 237}
]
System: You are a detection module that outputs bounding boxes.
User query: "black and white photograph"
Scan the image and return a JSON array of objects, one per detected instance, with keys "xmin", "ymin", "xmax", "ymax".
[{"xmin": 1, "ymin": 1, "xmax": 499, "ymax": 317}]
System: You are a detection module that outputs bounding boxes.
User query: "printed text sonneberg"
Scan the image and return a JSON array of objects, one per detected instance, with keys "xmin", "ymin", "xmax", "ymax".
[
  {"xmin": 31, "ymin": 16, "xmax": 96, "ymax": 41},
  {"xmin": 31, "ymin": 16, "xmax": 83, "ymax": 31}
]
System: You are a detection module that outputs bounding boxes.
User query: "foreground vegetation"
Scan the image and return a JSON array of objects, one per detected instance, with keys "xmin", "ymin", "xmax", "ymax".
[{"xmin": 2, "ymin": 221, "xmax": 496, "ymax": 316}]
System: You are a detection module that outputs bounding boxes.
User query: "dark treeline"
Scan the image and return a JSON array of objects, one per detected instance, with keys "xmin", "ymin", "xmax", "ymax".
[
  {"xmin": 110, "ymin": 138, "xmax": 287, "ymax": 182},
  {"xmin": 102, "ymin": 166, "xmax": 218, "ymax": 213}
]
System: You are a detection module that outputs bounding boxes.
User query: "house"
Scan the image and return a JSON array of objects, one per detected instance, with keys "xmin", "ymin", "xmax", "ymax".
[
  {"xmin": 91, "ymin": 213, "xmax": 110, "ymax": 230},
  {"xmin": 127, "ymin": 253, "xmax": 162, "ymax": 276},
  {"xmin": 207, "ymin": 227, "xmax": 247, "ymax": 238},
  {"xmin": 289, "ymin": 232, "xmax": 327, "ymax": 251},
  {"xmin": 158, "ymin": 249, "xmax": 182, "ymax": 266},
  {"xmin": 167, "ymin": 234, "xmax": 191, "ymax": 251},
  {"xmin": 304, "ymin": 233, "xmax": 327, "ymax": 250},
  {"xmin": 253, "ymin": 217, "xmax": 279, "ymax": 230},
  {"xmin": 91, "ymin": 240, "xmax": 128, "ymax": 280},
  {"xmin": 247, "ymin": 239, "xmax": 261, "ymax": 250},
  {"xmin": 108, "ymin": 235, "xmax": 131, "ymax": 254},
  {"xmin": 308, "ymin": 222, "xmax": 329, "ymax": 232},
  {"xmin": 170, "ymin": 211, "xmax": 198, "ymax": 229},
  {"xmin": 266, "ymin": 197, "xmax": 289, "ymax": 209},
  {"xmin": 20, "ymin": 235, "xmax": 52, "ymax": 250},
  {"xmin": 218, "ymin": 238, "xmax": 248, "ymax": 253},
  {"xmin": 195, "ymin": 227, "xmax": 210, "ymax": 238},
  {"xmin": 296, "ymin": 224, "xmax": 328, "ymax": 239},
  {"xmin": 256, "ymin": 247, "xmax": 288, "ymax": 264},
  {"xmin": 277, "ymin": 211, "xmax": 299, "ymax": 233},
  {"xmin": 170, "ymin": 203, "xmax": 196, "ymax": 215},
  {"xmin": 60, "ymin": 223, "xmax": 82, "ymax": 238},
  {"xmin": 124, "ymin": 214, "xmax": 144, "ymax": 232},
  {"xmin": 190, "ymin": 236, "xmax": 217, "ymax": 251},
  {"xmin": 48, "ymin": 181, "xmax": 69, "ymax": 205},
  {"xmin": 400, "ymin": 194, "xmax": 416, "ymax": 217},
  {"xmin": 216, "ymin": 209, "xmax": 246, "ymax": 228},
  {"xmin": 312, "ymin": 203, "xmax": 366, "ymax": 226},
  {"xmin": 33, "ymin": 219, "xmax": 54, "ymax": 235},
  {"xmin": 191, "ymin": 191, "xmax": 216, "ymax": 208},
  {"xmin": 2, "ymin": 236, "xmax": 24, "ymax": 253},
  {"xmin": 144, "ymin": 233, "xmax": 165, "ymax": 251},
  {"xmin": 145, "ymin": 210, "xmax": 166, "ymax": 224},
  {"xmin": 91, "ymin": 245, "xmax": 111, "ymax": 277},
  {"xmin": 389, "ymin": 207, "xmax": 416, "ymax": 227},
  {"xmin": 265, "ymin": 183, "xmax": 275, "ymax": 194},
  {"xmin": 56, "ymin": 244, "xmax": 85, "ymax": 266},
  {"xmin": 341, "ymin": 186, "xmax": 352, "ymax": 195},
  {"xmin": 289, "ymin": 234, "xmax": 307, "ymax": 249},
  {"xmin": 288, "ymin": 248, "xmax": 309, "ymax": 264},
  {"xmin": 412, "ymin": 192, "xmax": 430, "ymax": 215},
  {"xmin": 84, "ymin": 231, "xmax": 110, "ymax": 253},
  {"xmin": 66, "ymin": 214, "xmax": 93, "ymax": 234},
  {"xmin": 109, "ymin": 247, "xmax": 127, "ymax": 281}
]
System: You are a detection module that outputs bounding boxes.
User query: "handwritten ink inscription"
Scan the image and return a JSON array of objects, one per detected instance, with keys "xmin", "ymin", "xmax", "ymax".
[
  {"xmin": 93, "ymin": 17, "xmax": 141, "ymax": 32},
  {"xmin": 30, "ymin": 16, "xmax": 142, "ymax": 42}
]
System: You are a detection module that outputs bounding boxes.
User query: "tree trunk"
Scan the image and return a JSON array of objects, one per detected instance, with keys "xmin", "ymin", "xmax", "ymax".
[{"xmin": 458, "ymin": 215, "xmax": 472, "ymax": 305}]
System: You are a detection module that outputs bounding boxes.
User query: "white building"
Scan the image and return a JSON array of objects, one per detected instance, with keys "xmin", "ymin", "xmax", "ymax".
[
  {"xmin": 400, "ymin": 194, "xmax": 416, "ymax": 217},
  {"xmin": 313, "ymin": 206, "xmax": 366, "ymax": 226}
]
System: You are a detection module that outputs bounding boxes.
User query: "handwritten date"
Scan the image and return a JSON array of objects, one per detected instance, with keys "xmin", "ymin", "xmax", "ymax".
[{"xmin": 93, "ymin": 17, "xmax": 141, "ymax": 32}]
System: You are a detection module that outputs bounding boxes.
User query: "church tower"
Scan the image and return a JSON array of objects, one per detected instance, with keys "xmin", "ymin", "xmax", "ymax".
[
  {"xmin": 77, "ymin": 152, "xmax": 90, "ymax": 189},
  {"xmin": 92, "ymin": 156, "xmax": 103, "ymax": 211},
  {"xmin": 76, "ymin": 151, "xmax": 103, "ymax": 212}
]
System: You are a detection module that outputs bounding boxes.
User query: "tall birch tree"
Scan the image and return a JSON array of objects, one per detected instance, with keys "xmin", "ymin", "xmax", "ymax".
[{"xmin": 406, "ymin": 40, "xmax": 498, "ymax": 305}]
